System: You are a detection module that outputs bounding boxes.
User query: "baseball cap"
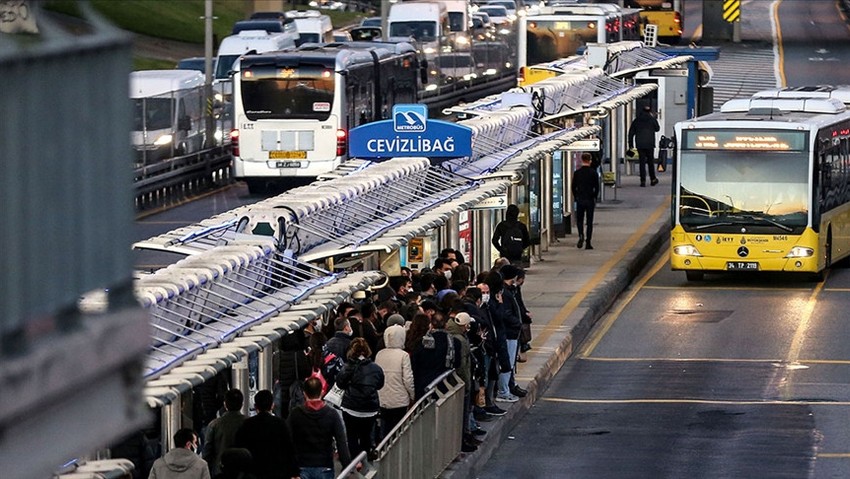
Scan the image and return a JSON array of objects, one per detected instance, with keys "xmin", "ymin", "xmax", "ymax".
[{"xmin": 454, "ymin": 312, "xmax": 474, "ymax": 327}]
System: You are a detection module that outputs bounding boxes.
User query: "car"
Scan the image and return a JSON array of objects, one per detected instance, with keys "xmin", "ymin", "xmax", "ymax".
[
  {"xmin": 486, "ymin": 0, "xmax": 518, "ymax": 17},
  {"xmin": 175, "ymin": 56, "xmax": 208, "ymax": 73},
  {"xmin": 333, "ymin": 30, "xmax": 352, "ymax": 42},
  {"xmin": 476, "ymin": 5, "xmax": 509, "ymax": 25},
  {"xmin": 360, "ymin": 16, "xmax": 381, "ymax": 27},
  {"xmin": 249, "ymin": 11, "xmax": 287, "ymax": 21},
  {"xmin": 436, "ymin": 52, "xmax": 478, "ymax": 82},
  {"xmin": 349, "ymin": 26, "xmax": 382, "ymax": 41}
]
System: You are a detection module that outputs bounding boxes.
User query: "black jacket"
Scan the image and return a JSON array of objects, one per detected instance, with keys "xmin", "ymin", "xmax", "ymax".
[
  {"xmin": 233, "ymin": 412, "xmax": 299, "ymax": 479},
  {"xmin": 628, "ymin": 110, "xmax": 660, "ymax": 149},
  {"xmin": 336, "ymin": 357, "xmax": 385, "ymax": 413},
  {"xmin": 410, "ymin": 330, "xmax": 461, "ymax": 399},
  {"xmin": 287, "ymin": 403, "xmax": 352, "ymax": 468},
  {"xmin": 572, "ymin": 165, "xmax": 599, "ymax": 203},
  {"xmin": 325, "ymin": 332, "xmax": 352, "ymax": 360}
]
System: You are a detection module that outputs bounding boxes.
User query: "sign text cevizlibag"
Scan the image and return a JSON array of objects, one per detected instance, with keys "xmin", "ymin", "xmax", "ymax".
[{"xmin": 349, "ymin": 104, "xmax": 473, "ymax": 159}]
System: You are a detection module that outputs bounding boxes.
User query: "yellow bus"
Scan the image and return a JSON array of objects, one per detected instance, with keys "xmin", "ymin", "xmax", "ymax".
[
  {"xmin": 628, "ymin": 0, "xmax": 682, "ymax": 44},
  {"xmin": 671, "ymin": 86, "xmax": 850, "ymax": 281}
]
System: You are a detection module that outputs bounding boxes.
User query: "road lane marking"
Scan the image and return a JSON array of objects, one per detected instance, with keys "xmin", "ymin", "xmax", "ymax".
[
  {"xmin": 532, "ymin": 197, "xmax": 671, "ymax": 349},
  {"xmin": 773, "ymin": 0, "xmax": 786, "ymax": 87},
  {"xmin": 577, "ymin": 249, "xmax": 668, "ymax": 357},
  {"xmin": 581, "ymin": 357, "xmax": 850, "ymax": 365},
  {"xmin": 540, "ymin": 397, "xmax": 850, "ymax": 406}
]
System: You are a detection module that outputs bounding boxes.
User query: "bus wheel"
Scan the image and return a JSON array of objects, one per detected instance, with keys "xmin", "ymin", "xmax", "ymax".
[{"xmin": 686, "ymin": 271, "xmax": 704, "ymax": 282}]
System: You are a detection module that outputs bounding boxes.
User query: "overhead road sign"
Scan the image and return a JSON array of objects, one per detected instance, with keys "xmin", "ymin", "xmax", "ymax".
[{"xmin": 349, "ymin": 104, "xmax": 473, "ymax": 159}]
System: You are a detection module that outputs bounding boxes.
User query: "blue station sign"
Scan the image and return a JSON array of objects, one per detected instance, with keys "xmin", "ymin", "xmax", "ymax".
[{"xmin": 349, "ymin": 104, "xmax": 473, "ymax": 159}]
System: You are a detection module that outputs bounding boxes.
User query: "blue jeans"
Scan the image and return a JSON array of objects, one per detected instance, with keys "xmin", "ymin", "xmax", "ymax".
[
  {"xmin": 498, "ymin": 339, "xmax": 518, "ymax": 396},
  {"xmin": 299, "ymin": 466, "xmax": 334, "ymax": 479}
]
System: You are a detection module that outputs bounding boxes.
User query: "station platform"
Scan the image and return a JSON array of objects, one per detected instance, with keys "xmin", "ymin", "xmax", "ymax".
[{"xmin": 442, "ymin": 169, "xmax": 673, "ymax": 477}]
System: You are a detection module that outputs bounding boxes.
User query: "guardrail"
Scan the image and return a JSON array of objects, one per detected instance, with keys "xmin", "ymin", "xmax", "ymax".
[
  {"xmin": 336, "ymin": 371, "xmax": 465, "ymax": 478},
  {"xmin": 134, "ymin": 145, "xmax": 232, "ymax": 211}
]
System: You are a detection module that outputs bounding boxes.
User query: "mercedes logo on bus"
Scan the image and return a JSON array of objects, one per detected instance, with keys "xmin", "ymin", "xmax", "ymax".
[{"xmin": 737, "ymin": 246, "xmax": 749, "ymax": 257}]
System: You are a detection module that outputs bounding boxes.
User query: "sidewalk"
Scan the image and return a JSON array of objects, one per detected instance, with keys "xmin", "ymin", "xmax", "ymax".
[{"xmin": 442, "ymin": 168, "xmax": 672, "ymax": 478}]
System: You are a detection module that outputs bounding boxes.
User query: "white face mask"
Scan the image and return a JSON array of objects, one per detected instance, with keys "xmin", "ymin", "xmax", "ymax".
[
  {"xmin": 481, "ymin": 293, "xmax": 490, "ymax": 303},
  {"xmin": 444, "ymin": 270, "xmax": 452, "ymax": 280}
]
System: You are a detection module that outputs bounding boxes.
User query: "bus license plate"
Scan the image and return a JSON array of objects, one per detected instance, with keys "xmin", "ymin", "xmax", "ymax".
[
  {"xmin": 726, "ymin": 261, "xmax": 758, "ymax": 271},
  {"xmin": 275, "ymin": 161, "xmax": 302, "ymax": 168},
  {"xmin": 269, "ymin": 150, "xmax": 306, "ymax": 160}
]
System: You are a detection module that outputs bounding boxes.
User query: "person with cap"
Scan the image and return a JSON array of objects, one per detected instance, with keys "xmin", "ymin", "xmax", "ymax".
[
  {"xmin": 447, "ymin": 311, "xmax": 482, "ymax": 452},
  {"xmin": 628, "ymin": 104, "xmax": 661, "ymax": 187},
  {"xmin": 374, "ymin": 323, "xmax": 415, "ymax": 439}
]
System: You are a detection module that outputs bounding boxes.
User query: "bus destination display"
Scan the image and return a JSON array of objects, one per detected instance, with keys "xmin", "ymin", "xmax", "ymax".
[{"xmin": 684, "ymin": 130, "xmax": 807, "ymax": 151}]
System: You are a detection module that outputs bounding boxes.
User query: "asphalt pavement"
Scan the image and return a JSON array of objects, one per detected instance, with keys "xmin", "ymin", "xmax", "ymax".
[{"xmin": 442, "ymin": 165, "xmax": 673, "ymax": 478}]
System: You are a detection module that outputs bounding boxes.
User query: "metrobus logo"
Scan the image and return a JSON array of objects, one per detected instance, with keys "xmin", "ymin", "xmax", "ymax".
[{"xmin": 393, "ymin": 104, "xmax": 427, "ymax": 133}]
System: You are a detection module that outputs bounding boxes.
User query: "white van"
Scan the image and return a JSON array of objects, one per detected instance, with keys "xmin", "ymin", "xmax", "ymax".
[
  {"xmin": 130, "ymin": 70, "xmax": 206, "ymax": 163},
  {"xmin": 388, "ymin": 1, "xmax": 451, "ymax": 56},
  {"xmin": 286, "ymin": 10, "xmax": 334, "ymax": 45},
  {"xmin": 215, "ymin": 30, "xmax": 298, "ymax": 81}
]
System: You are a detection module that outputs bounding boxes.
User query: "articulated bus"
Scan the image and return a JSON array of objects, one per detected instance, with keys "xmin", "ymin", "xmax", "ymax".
[
  {"xmin": 627, "ymin": 0, "xmax": 683, "ymax": 44},
  {"xmin": 517, "ymin": 2, "xmax": 641, "ymax": 85},
  {"xmin": 671, "ymin": 86, "xmax": 850, "ymax": 281},
  {"xmin": 230, "ymin": 42, "xmax": 424, "ymax": 193}
]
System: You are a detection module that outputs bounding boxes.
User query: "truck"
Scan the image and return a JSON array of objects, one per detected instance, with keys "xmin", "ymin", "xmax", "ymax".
[{"xmin": 130, "ymin": 70, "xmax": 206, "ymax": 164}]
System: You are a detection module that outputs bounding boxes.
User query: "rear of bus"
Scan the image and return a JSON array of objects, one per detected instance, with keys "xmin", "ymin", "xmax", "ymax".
[
  {"xmin": 231, "ymin": 52, "xmax": 343, "ymax": 192},
  {"xmin": 518, "ymin": 11, "xmax": 613, "ymax": 86}
]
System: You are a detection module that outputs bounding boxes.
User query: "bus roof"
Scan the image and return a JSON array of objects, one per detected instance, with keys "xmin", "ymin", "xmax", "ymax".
[
  {"xmin": 239, "ymin": 43, "xmax": 415, "ymax": 71},
  {"xmin": 129, "ymin": 70, "xmax": 204, "ymax": 98}
]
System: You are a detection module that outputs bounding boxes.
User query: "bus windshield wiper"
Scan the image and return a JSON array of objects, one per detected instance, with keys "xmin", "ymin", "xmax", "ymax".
[
  {"xmin": 730, "ymin": 213, "xmax": 793, "ymax": 232},
  {"xmin": 692, "ymin": 222, "xmax": 734, "ymax": 230}
]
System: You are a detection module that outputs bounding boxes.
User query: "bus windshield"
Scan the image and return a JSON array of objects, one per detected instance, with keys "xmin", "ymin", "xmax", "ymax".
[
  {"xmin": 678, "ymin": 149, "xmax": 810, "ymax": 230},
  {"xmin": 525, "ymin": 20, "xmax": 599, "ymax": 65},
  {"xmin": 240, "ymin": 64, "xmax": 334, "ymax": 121},
  {"xmin": 133, "ymin": 98, "xmax": 173, "ymax": 131},
  {"xmin": 389, "ymin": 21, "xmax": 437, "ymax": 42}
]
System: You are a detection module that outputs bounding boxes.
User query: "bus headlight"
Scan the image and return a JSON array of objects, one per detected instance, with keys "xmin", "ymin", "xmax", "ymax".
[
  {"xmin": 154, "ymin": 134, "xmax": 173, "ymax": 146},
  {"xmin": 785, "ymin": 246, "xmax": 814, "ymax": 258},
  {"xmin": 673, "ymin": 244, "xmax": 702, "ymax": 257}
]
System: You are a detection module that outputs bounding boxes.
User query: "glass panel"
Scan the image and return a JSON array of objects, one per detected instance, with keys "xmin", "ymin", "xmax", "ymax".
[{"xmin": 240, "ymin": 64, "xmax": 335, "ymax": 121}]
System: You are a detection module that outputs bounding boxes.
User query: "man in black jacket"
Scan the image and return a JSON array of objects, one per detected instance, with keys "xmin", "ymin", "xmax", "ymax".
[
  {"xmin": 287, "ymin": 377, "xmax": 351, "ymax": 477},
  {"xmin": 491, "ymin": 204, "xmax": 531, "ymax": 265},
  {"xmin": 571, "ymin": 152, "xmax": 600, "ymax": 250},
  {"xmin": 628, "ymin": 105, "xmax": 661, "ymax": 187},
  {"xmin": 233, "ymin": 390, "xmax": 299, "ymax": 479}
]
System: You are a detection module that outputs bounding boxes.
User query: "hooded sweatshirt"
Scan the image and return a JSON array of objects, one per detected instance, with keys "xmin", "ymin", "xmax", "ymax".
[
  {"xmin": 374, "ymin": 325, "xmax": 415, "ymax": 409},
  {"xmin": 149, "ymin": 447, "xmax": 211, "ymax": 479}
]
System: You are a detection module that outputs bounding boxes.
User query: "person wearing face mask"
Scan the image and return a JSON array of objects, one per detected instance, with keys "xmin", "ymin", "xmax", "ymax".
[
  {"xmin": 149, "ymin": 428, "xmax": 211, "ymax": 479},
  {"xmin": 325, "ymin": 317, "xmax": 354, "ymax": 360}
]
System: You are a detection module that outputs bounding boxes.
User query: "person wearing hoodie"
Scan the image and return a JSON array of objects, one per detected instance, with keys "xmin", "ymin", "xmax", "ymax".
[
  {"xmin": 287, "ymin": 377, "xmax": 352, "ymax": 479},
  {"xmin": 491, "ymin": 204, "xmax": 530, "ymax": 265},
  {"xmin": 628, "ymin": 104, "xmax": 661, "ymax": 187},
  {"xmin": 374, "ymin": 324, "xmax": 415, "ymax": 438},
  {"xmin": 149, "ymin": 428, "xmax": 211, "ymax": 479},
  {"xmin": 336, "ymin": 337, "xmax": 385, "ymax": 461}
]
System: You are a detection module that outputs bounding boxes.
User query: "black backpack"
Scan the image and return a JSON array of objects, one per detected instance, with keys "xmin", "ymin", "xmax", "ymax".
[{"xmin": 500, "ymin": 221, "xmax": 525, "ymax": 258}]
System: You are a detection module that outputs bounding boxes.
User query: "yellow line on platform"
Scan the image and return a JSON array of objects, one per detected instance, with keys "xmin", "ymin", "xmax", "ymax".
[
  {"xmin": 541, "ymin": 397, "xmax": 850, "ymax": 406},
  {"xmin": 818, "ymin": 453, "xmax": 850, "ymax": 458},
  {"xmin": 532, "ymin": 197, "xmax": 670, "ymax": 348}
]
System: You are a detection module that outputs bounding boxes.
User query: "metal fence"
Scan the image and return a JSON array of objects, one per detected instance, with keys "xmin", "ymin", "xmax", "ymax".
[{"xmin": 337, "ymin": 371, "xmax": 465, "ymax": 478}]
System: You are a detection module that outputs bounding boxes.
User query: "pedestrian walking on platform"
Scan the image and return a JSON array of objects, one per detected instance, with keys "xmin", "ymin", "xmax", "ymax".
[
  {"xmin": 203, "ymin": 389, "xmax": 245, "ymax": 476},
  {"xmin": 572, "ymin": 152, "xmax": 600, "ymax": 250},
  {"xmin": 491, "ymin": 204, "xmax": 530, "ymax": 265},
  {"xmin": 628, "ymin": 105, "xmax": 660, "ymax": 187},
  {"xmin": 233, "ymin": 390, "xmax": 299, "ymax": 479},
  {"xmin": 149, "ymin": 428, "xmax": 211, "ymax": 479},
  {"xmin": 287, "ymin": 377, "xmax": 352, "ymax": 479}
]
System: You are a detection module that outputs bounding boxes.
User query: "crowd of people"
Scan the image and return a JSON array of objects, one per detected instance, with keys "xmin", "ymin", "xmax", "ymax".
[{"xmin": 151, "ymin": 241, "xmax": 535, "ymax": 478}]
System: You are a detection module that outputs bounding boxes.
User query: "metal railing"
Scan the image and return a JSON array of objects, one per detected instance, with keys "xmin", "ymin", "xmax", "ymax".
[{"xmin": 336, "ymin": 371, "xmax": 465, "ymax": 479}]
